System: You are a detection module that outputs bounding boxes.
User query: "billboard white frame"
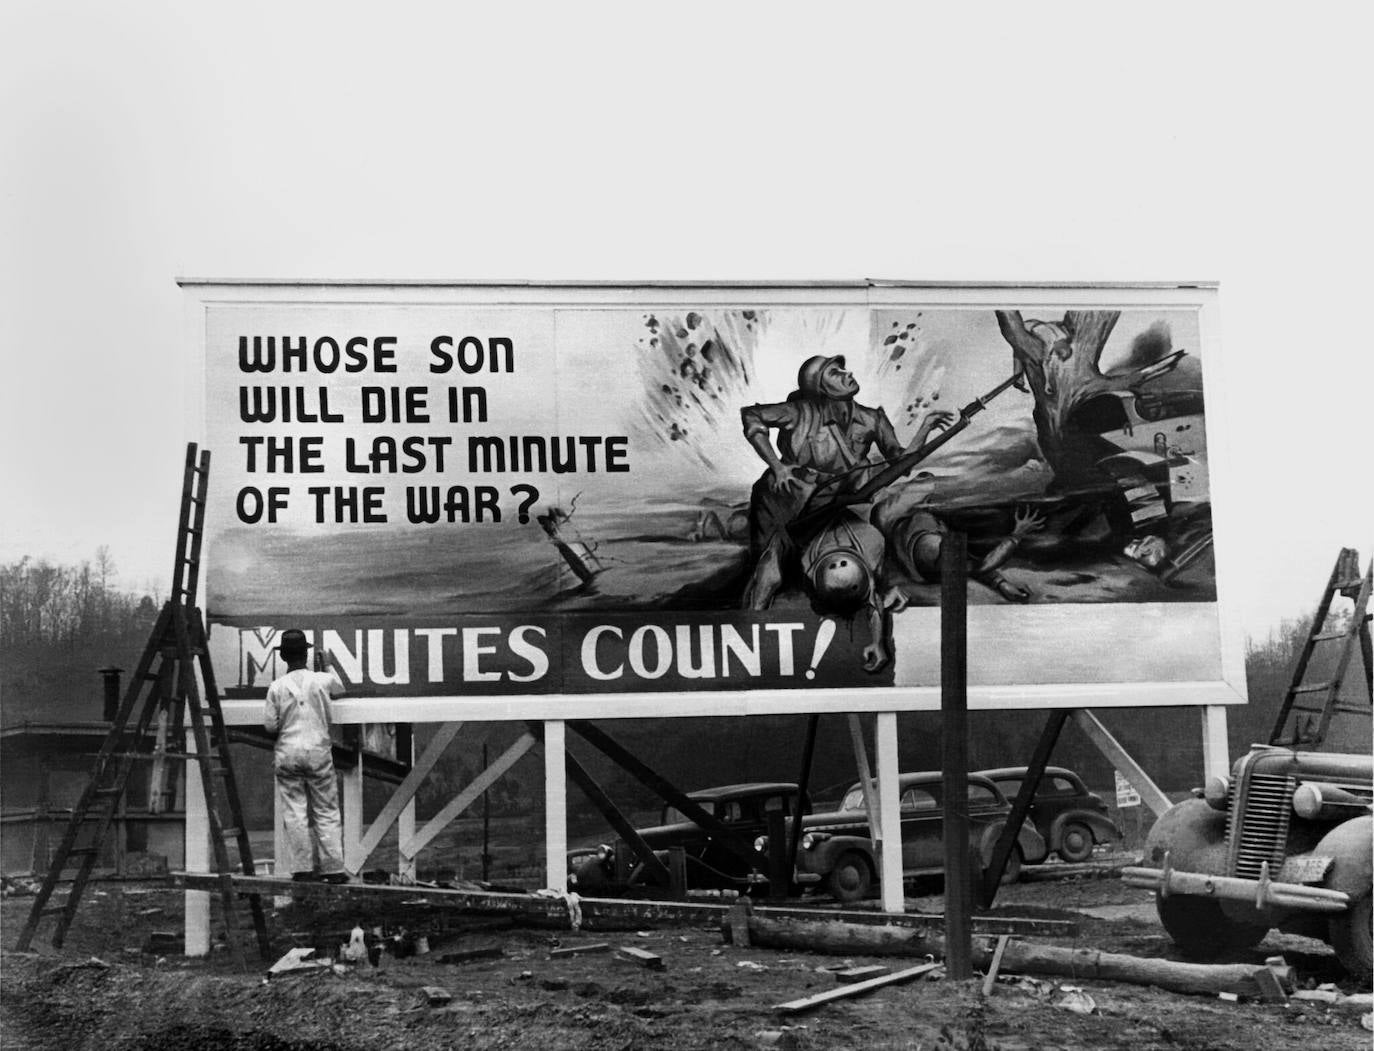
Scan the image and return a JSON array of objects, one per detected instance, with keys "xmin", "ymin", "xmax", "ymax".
[{"xmin": 183, "ymin": 279, "xmax": 1245, "ymax": 722}]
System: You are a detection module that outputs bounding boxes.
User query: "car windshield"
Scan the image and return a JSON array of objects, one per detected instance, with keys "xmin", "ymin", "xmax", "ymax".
[
  {"xmin": 663, "ymin": 800, "xmax": 714, "ymax": 824},
  {"xmin": 839, "ymin": 786, "xmax": 867, "ymax": 811},
  {"xmin": 968, "ymin": 782, "xmax": 1001, "ymax": 806}
]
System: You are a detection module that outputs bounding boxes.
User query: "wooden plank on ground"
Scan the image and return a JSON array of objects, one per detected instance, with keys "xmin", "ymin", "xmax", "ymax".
[
  {"xmin": 836, "ymin": 965, "xmax": 889, "ymax": 984},
  {"xmin": 618, "ymin": 945, "xmax": 665, "ymax": 970},
  {"xmin": 776, "ymin": 961, "xmax": 940, "ymax": 1014},
  {"xmin": 982, "ymin": 935, "xmax": 1011, "ymax": 996},
  {"xmin": 439, "ymin": 946, "xmax": 504, "ymax": 964},
  {"xmin": 550, "ymin": 942, "xmax": 611, "ymax": 959}
]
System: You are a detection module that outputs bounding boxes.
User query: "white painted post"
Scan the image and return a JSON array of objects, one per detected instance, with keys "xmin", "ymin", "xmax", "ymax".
[
  {"xmin": 874, "ymin": 711, "xmax": 905, "ymax": 914},
  {"xmin": 544, "ymin": 720, "xmax": 567, "ymax": 892},
  {"xmin": 342, "ymin": 739, "xmax": 364, "ymax": 873},
  {"xmin": 1201, "ymin": 706, "xmax": 1231, "ymax": 783},
  {"xmin": 183, "ymin": 727, "xmax": 210, "ymax": 956}
]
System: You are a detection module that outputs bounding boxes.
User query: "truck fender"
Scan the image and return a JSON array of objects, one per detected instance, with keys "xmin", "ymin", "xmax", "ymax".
[
  {"xmin": 1050, "ymin": 810, "xmax": 1122, "ymax": 850},
  {"xmin": 1314, "ymin": 815, "xmax": 1373, "ymax": 900},
  {"xmin": 1142, "ymin": 797, "xmax": 1229, "ymax": 875}
]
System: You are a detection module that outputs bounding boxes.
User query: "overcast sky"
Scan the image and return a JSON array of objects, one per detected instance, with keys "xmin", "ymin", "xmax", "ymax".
[{"xmin": 2, "ymin": 3, "xmax": 1370, "ymax": 643}]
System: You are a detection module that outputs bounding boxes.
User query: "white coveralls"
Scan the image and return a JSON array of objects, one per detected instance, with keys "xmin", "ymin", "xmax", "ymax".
[{"xmin": 264, "ymin": 668, "xmax": 346, "ymax": 875}]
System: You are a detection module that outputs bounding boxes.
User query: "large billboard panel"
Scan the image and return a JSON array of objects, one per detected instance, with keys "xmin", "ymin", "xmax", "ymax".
[{"xmin": 189, "ymin": 284, "xmax": 1240, "ymax": 716}]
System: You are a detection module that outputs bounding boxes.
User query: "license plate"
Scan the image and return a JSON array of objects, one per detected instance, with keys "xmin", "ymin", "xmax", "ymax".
[{"xmin": 1278, "ymin": 855, "xmax": 1333, "ymax": 884}]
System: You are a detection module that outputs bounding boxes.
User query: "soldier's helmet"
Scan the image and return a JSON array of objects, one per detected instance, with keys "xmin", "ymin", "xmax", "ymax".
[
  {"xmin": 810, "ymin": 553, "xmax": 871, "ymax": 614},
  {"xmin": 797, "ymin": 354, "xmax": 845, "ymax": 397}
]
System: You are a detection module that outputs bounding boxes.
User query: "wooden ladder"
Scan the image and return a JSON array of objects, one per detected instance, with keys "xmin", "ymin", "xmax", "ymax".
[
  {"xmin": 1268, "ymin": 547, "xmax": 1373, "ymax": 748},
  {"xmin": 14, "ymin": 445, "xmax": 271, "ymax": 962}
]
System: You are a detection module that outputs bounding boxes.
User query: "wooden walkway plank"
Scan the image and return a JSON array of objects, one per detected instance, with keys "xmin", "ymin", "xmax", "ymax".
[{"xmin": 776, "ymin": 961, "xmax": 940, "ymax": 1014}]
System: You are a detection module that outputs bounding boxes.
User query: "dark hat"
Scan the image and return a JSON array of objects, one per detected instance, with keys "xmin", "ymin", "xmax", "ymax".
[{"xmin": 276, "ymin": 629, "xmax": 312, "ymax": 655}]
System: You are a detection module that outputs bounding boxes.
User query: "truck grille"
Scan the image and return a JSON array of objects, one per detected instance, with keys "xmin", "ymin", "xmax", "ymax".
[{"xmin": 1226, "ymin": 773, "xmax": 1295, "ymax": 880}]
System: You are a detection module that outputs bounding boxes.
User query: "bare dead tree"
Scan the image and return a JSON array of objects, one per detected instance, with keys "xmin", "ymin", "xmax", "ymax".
[{"xmin": 994, "ymin": 309, "xmax": 1181, "ymax": 487}]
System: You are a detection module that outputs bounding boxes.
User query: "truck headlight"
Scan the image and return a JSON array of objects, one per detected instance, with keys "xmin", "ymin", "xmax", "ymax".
[
  {"xmin": 596, "ymin": 843, "xmax": 614, "ymax": 862},
  {"xmin": 754, "ymin": 835, "xmax": 768, "ymax": 853},
  {"xmin": 1203, "ymin": 775, "xmax": 1229, "ymax": 810},
  {"xmin": 801, "ymin": 832, "xmax": 829, "ymax": 850}
]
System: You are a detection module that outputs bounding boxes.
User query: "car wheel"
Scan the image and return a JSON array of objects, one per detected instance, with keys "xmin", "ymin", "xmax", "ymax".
[
  {"xmin": 1330, "ymin": 893, "xmax": 1373, "ymax": 983},
  {"xmin": 827, "ymin": 851, "xmax": 873, "ymax": 903},
  {"xmin": 1156, "ymin": 894, "xmax": 1268, "ymax": 959},
  {"xmin": 1057, "ymin": 822, "xmax": 1095, "ymax": 864}
]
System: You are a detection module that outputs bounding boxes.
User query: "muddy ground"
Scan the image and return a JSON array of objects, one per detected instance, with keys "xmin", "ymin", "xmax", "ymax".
[{"xmin": 3, "ymin": 864, "xmax": 1370, "ymax": 1051}]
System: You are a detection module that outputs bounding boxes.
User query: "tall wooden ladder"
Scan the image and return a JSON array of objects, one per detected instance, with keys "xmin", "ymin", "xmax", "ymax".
[
  {"xmin": 1268, "ymin": 548, "xmax": 1373, "ymax": 747},
  {"xmin": 15, "ymin": 445, "xmax": 272, "ymax": 962}
]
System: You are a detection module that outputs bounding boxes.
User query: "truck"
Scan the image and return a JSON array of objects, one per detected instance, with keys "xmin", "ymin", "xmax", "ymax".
[{"xmin": 1124, "ymin": 745, "xmax": 1372, "ymax": 980}]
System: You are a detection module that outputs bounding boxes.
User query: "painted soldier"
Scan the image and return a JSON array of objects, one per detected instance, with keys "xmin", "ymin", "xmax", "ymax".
[{"xmin": 739, "ymin": 354, "xmax": 953, "ymax": 611}]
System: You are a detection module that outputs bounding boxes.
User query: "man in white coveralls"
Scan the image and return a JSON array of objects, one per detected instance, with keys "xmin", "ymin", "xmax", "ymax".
[{"xmin": 263, "ymin": 628, "xmax": 351, "ymax": 883}]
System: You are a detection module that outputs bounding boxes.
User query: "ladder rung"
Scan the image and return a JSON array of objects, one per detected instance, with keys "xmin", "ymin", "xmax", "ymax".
[
  {"xmin": 67, "ymin": 847, "xmax": 100, "ymax": 857},
  {"xmin": 1285, "ymin": 705, "xmax": 1325, "ymax": 717},
  {"xmin": 40, "ymin": 906, "xmax": 71, "ymax": 917},
  {"xmin": 92, "ymin": 786, "xmax": 121, "ymax": 797},
  {"xmin": 1333, "ymin": 704, "xmax": 1371, "ymax": 716},
  {"xmin": 1312, "ymin": 631, "xmax": 1353, "ymax": 642},
  {"xmin": 1289, "ymin": 682, "xmax": 1335, "ymax": 695},
  {"xmin": 220, "ymin": 827, "xmax": 243, "ymax": 839}
]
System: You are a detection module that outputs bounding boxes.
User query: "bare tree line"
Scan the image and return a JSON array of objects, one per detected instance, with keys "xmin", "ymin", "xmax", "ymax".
[{"xmin": 0, "ymin": 548, "xmax": 159, "ymax": 647}]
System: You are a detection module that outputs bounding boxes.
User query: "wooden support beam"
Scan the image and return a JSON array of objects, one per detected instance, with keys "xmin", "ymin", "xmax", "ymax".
[
  {"xmin": 355, "ymin": 722, "xmax": 462, "ymax": 866},
  {"xmin": 403, "ymin": 732, "xmax": 537, "ymax": 859},
  {"xmin": 531, "ymin": 722, "xmax": 671, "ymax": 887},
  {"xmin": 1070, "ymin": 710, "xmax": 1172, "ymax": 817},
  {"xmin": 941, "ymin": 529, "xmax": 973, "ymax": 980},
  {"xmin": 567, "ymin": 720, "xmax": 760, "ymax": 867},
  {"xmin": 775, "ymin": 961, "xmax": 939, "ymax": 1014},
  {"xmin": 981, "ymin": 709, "xmax": 1068, "ymax": 907},
  {"xmin": 847, "ymin": 714, "xmax": 879, "ymax": 849},
  {"xmin": 788, "ymin": 714, "xmax": 819, "ymax": 862},
  {"xmin": 181, "ymin": 872, "xmax": 1079, "ymax": 936},
  {"xmin": 397, "ymin": 727, "xmax": 416, "ymax": 881}
]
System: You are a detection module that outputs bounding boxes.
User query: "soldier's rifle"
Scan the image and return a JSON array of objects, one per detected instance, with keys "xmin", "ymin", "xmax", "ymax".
[{"xmin": 787, "ymin": 370, "xmax": 1024, "ymax": 543}]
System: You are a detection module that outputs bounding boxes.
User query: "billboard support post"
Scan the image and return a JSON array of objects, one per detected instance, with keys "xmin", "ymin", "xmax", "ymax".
[
  {"xmin": 874, "ymin": 711, "xmax": 904, "ymax": 913},
  {"xmin": 544, "ymin": 720, "xmax": 567, "ymax": 892},
  {"xmin": 1201, "ymin": 706, "xmax": 1230, "ymax": 782},
  {"xmin": 941, "ymin": 530, "xmax": 973, "ymax": 979}
]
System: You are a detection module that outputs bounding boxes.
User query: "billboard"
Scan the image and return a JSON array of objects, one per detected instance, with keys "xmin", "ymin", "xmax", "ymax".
[{"xmin": 188, "ymin": 283, "xmax": 1242, "ymax": 717}]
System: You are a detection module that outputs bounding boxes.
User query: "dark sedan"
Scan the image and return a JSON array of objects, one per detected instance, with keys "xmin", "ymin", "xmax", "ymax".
[
  {"xmin": 760, "ymin": 772, "xmax": 1048, "ymax": 903},
  {"xmin": 975, "ymin": 766, "xmax": 1121, "ymax": 862},
  {"xmin": 567, "ymin": 782, "xmax": 808, "ymax": 896}
]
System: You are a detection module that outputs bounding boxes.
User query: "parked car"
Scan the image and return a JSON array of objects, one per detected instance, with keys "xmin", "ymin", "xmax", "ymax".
[
  {"xmin": 976, "ymin": 766, "xmax": 1121, "ymax": 863},
  {"xmin": 1125, "ymin": 746, "xmax": 1373, "ymax": 981},
  {"xmin": 567, "ymin": 782, "xmax": 808, "ymax": 896},
  {"xmin": 757, "ymin": 772, "xmax": 1048, "ymax": 903}
]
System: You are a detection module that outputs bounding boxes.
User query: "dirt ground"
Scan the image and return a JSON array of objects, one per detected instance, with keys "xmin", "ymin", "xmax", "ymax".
[{"xmin": 3, "ymin": 864, "xmax": 1371, "ymax": 1051}]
